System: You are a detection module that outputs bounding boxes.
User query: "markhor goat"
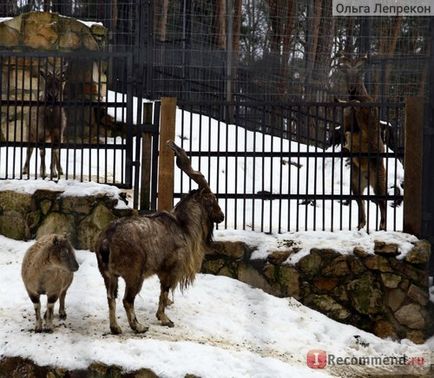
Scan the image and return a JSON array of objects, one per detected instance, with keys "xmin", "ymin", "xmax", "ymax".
[
  {"xmin": 336, "ymin": 54, "xmax": 387, "ymax": 230},
  {"xmin": 96, "ymin": 140, "xmax": 224, "ymax": 334},
  {"xmin": 22, "ymin": 234, "xmax": 79, "ymax": 332}
]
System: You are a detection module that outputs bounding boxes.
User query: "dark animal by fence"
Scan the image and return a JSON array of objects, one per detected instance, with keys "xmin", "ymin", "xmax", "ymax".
[
  {"xmin": 95, "ymin": 140, "xmax": 224, "ymax": 334},
  {"xmin": 21, "ymin": 234, "xmax": 79, "ymax": 333},
  {"xmin": 23, "ymin": 62, "xmax": 68, "ymax": 179},
  {"xmin": 337, "ymin": 54, "xmax": 387, "ymax": 230}
]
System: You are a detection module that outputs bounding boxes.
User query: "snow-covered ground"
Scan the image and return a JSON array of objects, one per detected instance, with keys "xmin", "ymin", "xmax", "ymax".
[
  {"xmin": 215, "ymin": 229, "xmax": 418, "ymax": 264},
  {"xmin": 0, "ymin": 235, "xmax": 432, "ymax": 377}
]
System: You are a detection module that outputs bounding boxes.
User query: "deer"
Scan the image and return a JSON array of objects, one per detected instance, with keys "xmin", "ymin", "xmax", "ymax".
[
  {"xmin": 23, "ymin": 62, "xmax": 68, "ymax": 179},
  {"xmin": 21, "ymin": 234, "xmax": 79, "ymax": 333},
  {"xmin": 95, "ymin": 140, "xmax": 224, "ymax": 334},
  {"xmin": 336, "ymin": 54, "xmax": 387, "ymax": 230}
]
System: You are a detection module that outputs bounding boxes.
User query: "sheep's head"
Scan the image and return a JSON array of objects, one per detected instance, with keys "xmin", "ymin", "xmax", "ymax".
[
  {"xmin": 338, "ymin": 54, "xmax": 367, "ymax": 97},
  {"xmin": 50, "ymin": 234, "xmax": 79, "ymax": 272},
  {"xmin": 40, "ymin": 62, "xmax": 68, "ymax": 103},
  {"xmin": 168, "ymin": 140, "xmax": 224, "ymax": 225},
  {"xmin": 197, "ymin": 189, "xmax": 224, "ymax": 224}
]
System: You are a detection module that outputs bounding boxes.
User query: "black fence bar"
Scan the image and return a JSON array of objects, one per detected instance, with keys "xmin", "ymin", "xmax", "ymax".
[{"xmin": 173, "ymin": 100, "xmax": 405, "ymax": 233}]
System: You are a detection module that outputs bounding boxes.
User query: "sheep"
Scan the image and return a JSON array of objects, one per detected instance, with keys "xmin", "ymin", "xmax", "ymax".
[
  {"xmin": 95, "ymin": 140, "xmax": 224, "ymax": 334},
  {"xmin": 21, "ymin": 234, "xmax": 79, "ymax": 332}
]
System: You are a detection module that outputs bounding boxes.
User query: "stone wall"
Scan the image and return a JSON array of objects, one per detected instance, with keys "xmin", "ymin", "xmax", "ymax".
[
  {"xmin": 0, "ymin": 188, "xmax": 134, "ymax": 250},
  {"xmin": 202, "ymin": 239, "xmax": 433, "ymax": 344},
  {"xmin": 0, "ymin": 12, "xmax": 108, "ymax": 142}
]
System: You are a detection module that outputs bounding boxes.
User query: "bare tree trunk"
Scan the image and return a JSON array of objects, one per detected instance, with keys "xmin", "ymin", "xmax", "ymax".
[
  {"xmin": 372, "ymin": 17, "xmax": 402, "ymax": 99},
  {"xmin": 232, "ymin": 0, "xmax": 242, "ymax": 59},
  {"xmin": 305, "ymin": 0, "xmax": 322, "ymax": 99},
  {"xmin": 0, "ymin": 0, "xmax": 17, "ymax": 16},
  {"xmin": 214, "ymin": 0, "xmax": 226, "ymax": 49},
  {"xmin": 279, "ymin": 0, "xmax": 295, "ymax": 97},
  {"xmin": 156, "ymin": 0, "xmax": 169, "ymax": 42}
]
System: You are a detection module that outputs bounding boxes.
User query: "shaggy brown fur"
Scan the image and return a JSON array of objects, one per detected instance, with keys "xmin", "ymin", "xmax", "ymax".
[
  {"xmin": 23, "ymin": 63, "xmax": 67, "ymax": 179},
  {"xmin": 21, "ymin": 234, "xmax": 79, "ymax": 332},
  {"xmin": 337, "ymin": 54, "xmax": 386, "ymax": 230},
  {"xmin": 95, "ymin": 141, "xmax": 224, "ymax": 334}
]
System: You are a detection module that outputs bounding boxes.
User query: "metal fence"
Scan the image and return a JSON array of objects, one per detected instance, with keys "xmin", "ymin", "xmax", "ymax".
[
  {"xmin": 0, "ymin": 51, "xmax": 132, "ymax": 185},
  {"xmin": 174, "ymin": 100, "xmax": 405, "ymax": 233}
]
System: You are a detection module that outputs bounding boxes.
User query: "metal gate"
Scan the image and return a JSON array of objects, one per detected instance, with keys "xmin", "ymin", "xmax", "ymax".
[{"xmin": 0, "ymin": 48, "xmax": 160, "ymax": 210}]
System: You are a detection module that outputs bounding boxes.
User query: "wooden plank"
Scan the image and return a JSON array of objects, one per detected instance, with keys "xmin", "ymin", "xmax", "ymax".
[
  {"xmin": 403, "ymin": 97, "xmax": 423, "ymax": 236},
  {"xmin": 157, "ymin": 97, "xmax": 177, "ymax": 212},
  {"xmin": 140, "ymin": 103, "xmax": 153, "ymax": 211}
]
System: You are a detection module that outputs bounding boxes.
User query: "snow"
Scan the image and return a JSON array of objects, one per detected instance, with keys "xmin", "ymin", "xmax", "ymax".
[
  {"xmin": 0, "ymin": 17, "xmax": 103, "ymax": 28},
  {"xmin": 0, "ymin": 178, "xmax": 129, "ymax": 209},
  {"xmin": 215, "ymin": 229, "xmax": 418, "ymax": 264},
  {"xmin": 0, "ymin": 235, "xmax": 431, "ymax": 377}
]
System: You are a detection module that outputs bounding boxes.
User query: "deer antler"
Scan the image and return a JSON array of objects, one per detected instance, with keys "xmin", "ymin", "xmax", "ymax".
[{"xmin": 167, "ymin": 140, "xmax": 211, "ymax": 192}]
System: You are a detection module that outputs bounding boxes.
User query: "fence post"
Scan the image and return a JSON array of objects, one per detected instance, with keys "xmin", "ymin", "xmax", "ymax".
[
  {"xmin": 157, "ymin": 97, "xmax": 177, "ymax": 212},
  {"xmin": 140, "ymin": 103, "xmax": 153, "ymax": 211},
  {"xmin": 403, "ymin": 97, "xmax": 423, "ymax": 236}
]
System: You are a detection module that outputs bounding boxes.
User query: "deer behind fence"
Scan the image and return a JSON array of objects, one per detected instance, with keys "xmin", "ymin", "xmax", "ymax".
[
  {"xmin": 23, "ymin": 62, "xmax": 67, "ymax": 179},
  {"xmin": 337, "ymin": 54, "xmax": 387, "ymax": 230}
]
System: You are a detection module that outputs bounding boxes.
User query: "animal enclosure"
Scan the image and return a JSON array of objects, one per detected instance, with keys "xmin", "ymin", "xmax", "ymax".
[{"xmin": 0, "ymin": 3, "xmax": 433, "ymax": 245}]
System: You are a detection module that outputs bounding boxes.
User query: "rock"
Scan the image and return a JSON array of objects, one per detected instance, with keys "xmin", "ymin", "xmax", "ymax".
[
  {"xmin": 407, "ymin": 284, "xmax": 429, "ymax": 306},
  {"xmin": 0, "ymin": 190, "xmax": 32, "ymax": 212},
  {"xmin": 374, "ymin": 320, "xmax": 398, "ymax": 339},
  {"xmin": 263, "ymin": 263, "xmax": 276, "ymax": 281},
  {"xmin": 353, "ymin": 246, "xmax": 368, "ymax": 258},
  {"xmin": 347, "ymin": 275, "xmax": 383, "ymax": 315},
  {"xmin": 202, "ymin": 259, "xmax": 225, "ymax": 274},
  {"xmin": 313, "ymin": 278, "xmax": 338, "ymax": 292},
  {"xmin": 380, "ymin": 273, "xmax": 402, "ymax": 288},
  {"xmin": 238, "ymin": 263, "xmax": 278, "ymax": 296},
  {"xmin": 394, "ymin": 304, "xmax": 426, "ymax": 330},
  {"xmin": 278, "ymin": 266, "xmax": 300, "ymax": 298},
  {"xmin": 322, "ymin": 255, "xmax": 350, "ymax": 276},
  {"xmin": 62, "ymin": 195, "xmax": 95, "ymax": 215},
  {"xmin": 77, "ymin": 203, "xmax": 116, "ymax": 250},
  {"xmin": 304, "ymin": 294, "xmax": 350, "ymax": 320},
  {"xmin": 219, "ymin": 266, "xmax": 235, "ymax": 278},
  {"xmin": 374, "ymin": 240, "xmax": 400, "ymax": 256},
  {"xmin": 404, "ymin": 240, "xmax": 431, "ymax": 265},
  {"xmin": 208, "ymin": 241, "xmax": 247, "ymax": 260},
  {"xmin": 399, "ymin": 278, "xmax": 410, "ymax": 291},
  {"xmin": 387, "ymin": 288, "xmax": 406, "ymax": 312},
  {"xmin": 267, "ymin": 250, "xmax": 291, "ymax": 265},
  {"xmin": 297, "ymin": 253, "xmax": 322, "ymax": 278},
  {"xmin": 348, "ymin": 256, "xmax": 366, "ymax": 275},
  {"xmin": 405, "ymin": 330, "xmax": 425, "ymax": 344},
  {"xmin": 363, "ymin": 255, "xmax": 392, "ymax": 272},
  {"xmin": 22, "ymin": 12, "xmax": 58, "ymax": 49},
  {"xmin": 0, "ymin": 23, "xmax": 19, "ymax": 47},
  {"xmin": 310, "ymin": 248, "xmax": 339, "ymax": 260},
  {"xmin": 59, "ymin": 30, "xmax": 81, "ymax": 49},
  {"xmin": 36, "ymin": 212, "xmax": 75, "ymax": 240},
  {"xmin": 333, "ymin": 285, "xmax": 349, "ymax": 302},
  {"xmin": 0, "ymin": 210, "xmax": 30, "ymax": 240},
  {"xmin": 389, "ymin": 259, "xmax": 428, "ymax": 286},
  {"xmin": 40, "ymin": 199, "xmax": 52, "ymax": 215}
]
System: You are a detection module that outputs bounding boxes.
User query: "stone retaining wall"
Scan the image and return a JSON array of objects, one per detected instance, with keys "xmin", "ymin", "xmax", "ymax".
[
  {"xmin": 202, "ymin": 239, "xmax": 433, "ymax": 344},
  {"xmin": 0, "ymin": 189, "xmax": 134, "ymax": 250}
]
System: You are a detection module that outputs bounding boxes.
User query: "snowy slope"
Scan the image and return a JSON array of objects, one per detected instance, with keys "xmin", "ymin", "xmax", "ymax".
[{"xmin": 0, "ymin": 236, "xmax": 431, "ymax": 377}]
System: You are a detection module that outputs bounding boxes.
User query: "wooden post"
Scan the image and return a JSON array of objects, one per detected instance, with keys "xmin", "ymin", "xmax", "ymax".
[
  {"xmin": 403, "ymin": 97, "xmax": 423, "ymax": 236},
  {"xmin": 157, "ymin": 97, "xmax": 177, "ymax": 212},
  {"xmin": 140, "ymin": 103, "xmax": 153, "ymax": 211}
]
